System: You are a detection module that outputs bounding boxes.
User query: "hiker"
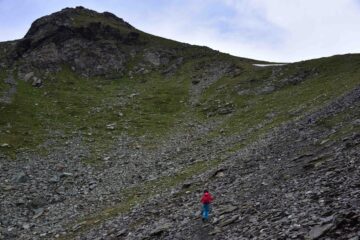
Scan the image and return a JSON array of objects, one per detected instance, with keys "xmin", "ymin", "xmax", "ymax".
[{"xmin": 200, "ymin": 190, "xmax": 213, "ymax": 222}]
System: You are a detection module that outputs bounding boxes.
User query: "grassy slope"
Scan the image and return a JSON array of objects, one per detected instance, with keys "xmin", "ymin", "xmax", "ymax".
[
  {"xmin": 0, "ymin": 65, "xmax": 190, "ymax": 156},
  {"xmin": 198, "ymin": 54, "xmax": 360, "ymax": 146},
  {"xmin": 1, "ymin": 54, "xmax": 359, "ymax": 156}
]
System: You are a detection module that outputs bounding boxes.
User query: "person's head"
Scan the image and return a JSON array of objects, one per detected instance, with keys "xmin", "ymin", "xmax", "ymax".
[{"xmin": 204, "ymin": 190, "xmax": 209, "ymax": 194}]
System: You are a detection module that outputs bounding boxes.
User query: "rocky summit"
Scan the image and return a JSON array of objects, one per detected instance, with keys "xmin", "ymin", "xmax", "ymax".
[{"xmin": 0, "ymin": 6, "xmax": 359, "ymax": 240}]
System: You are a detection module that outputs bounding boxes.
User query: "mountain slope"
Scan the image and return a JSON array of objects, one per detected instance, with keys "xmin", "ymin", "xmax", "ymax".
[{"xmin": 0, "ymin": 7, "xmax": 359, "ymax": 240}]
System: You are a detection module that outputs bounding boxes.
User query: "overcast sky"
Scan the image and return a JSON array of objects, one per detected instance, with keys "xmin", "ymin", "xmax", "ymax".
[{"xmin": 0, "ymin": 0, "xmax": 360, "ymax": 62}]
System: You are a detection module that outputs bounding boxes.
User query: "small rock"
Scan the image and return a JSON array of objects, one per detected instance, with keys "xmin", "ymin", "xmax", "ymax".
[
  {"xmin": 320, "ymin": 139, "xmax": 330, "ymax": 145},
  {"xmin": 60, "ymin": 172, "xmax": 73, "ymax": 178},
  {"xmin": 349, "ymin": 237, "xmax": 359, "ymax": 240},
  {"xmin": 23, "ymin": 72, "xmax": 34, "ymax": 82},
  {"xmin": 192, "ymin": 79, "xmax": 200, "ymax": 85},
  {"xmin": 249, "ymin": 215, "xmax": 258, "ymax": 224},
  {"xmin": 32, "ymin": 77, "xmax": 42, "ymax": 87},
  {"xmin": 218, "ymin": 205, "xmax": 238, "ymax": 215},
  {"xmin": 129, "ymin": 93, "xmax": 139, "ymax": 98},
  {"xmin": 352, "ymin": 119, "xmax": 360, "ymax": 126},
  {"xmin": 72, "ymin": 221, "xmax": 87, "ymax": 231},
  {"xmin": 209, "ymin": 227, "xmax": 222, "ymax": 235},
  {"xmin": 212, "ymin": 168, "xmax": 226, "ymax": 178},
  {"xmin": 54, "ymin": 163, "xmax": 65, "ymax": 172},
  {"xmin": 106, "ymin": 123, "xmax": 116, "ymax": 130},
  {"xmin": 237, "ymin": 89, "xmax": 251, "ymax": 96},
  {"xmin": 218, "ymin": 215, "xmax": 240, "ymax": 227},
  {"xmin": 89, "ymin": 180, "xmax": 97, "ymax": 190},
  {"xmin": 182, "ymin": 182, "xmax": 192, "ymax": 189},
  {"xmin": 33, "ymin": 208, "xmax": 44, "ymax": 219},
  {"xmin": 15, "ymin": 198, "xmax": 26, "ymax": 206},
  {"xmin": 106, "ymin": 228, "xmax": 116, "ymax": 235},
  {"xmin": 22, "ymin": 223, "xmax": 30, "ymax": 230},
  {"xmin": 308, "ymin": 223, "xmax": 333, "ymax": 240},
  {"xmin": 115, "ymin": 229, "xmax": 127, "ymax": 237},
  {"xmin": 30, "ymin": 197, "xmax": 47, "ymax": 209},
  {"xmin": 2, "ymin": 185, "xmax": 15, "ymax": 191},
  {"xmin": 218, "ymin": 106, "xmax": 234, "ymax": 115},
  {"xmin": 215, "ymin": 171, "xmax": 225, "ymax": 178},
  {"xmin": 13, "ymin": 172, "xmax": 29, "ymax": 183},
  {"xmin": 0, "ymin": 143, "xmax": 10, "ymax": 148},
  {"xmin": 150, "ymin": 221, "xmax": 172, "ymax": 236},
  {"xmin": 257, "ymin": 85, "xmax": 275, "ymax": 94},
  {"xmin": 320, "ymin": 215, "xmax": 335, "ymax": 224},
  {"xmin": 49, "ymin": 175, "xmax": 60, "ymax": 183}
]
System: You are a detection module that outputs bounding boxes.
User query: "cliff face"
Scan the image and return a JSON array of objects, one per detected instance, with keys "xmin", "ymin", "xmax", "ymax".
[
  {"xmin": 0, "ymin": 7, "xmax": 359, "ymax": 240},
  {"xmin": 6, "ymin": 6, "xmax": 191, "ymax": 78},
  {"xmin": 10, "ymin": 7, "xmax": 134, "ymax": 75}
]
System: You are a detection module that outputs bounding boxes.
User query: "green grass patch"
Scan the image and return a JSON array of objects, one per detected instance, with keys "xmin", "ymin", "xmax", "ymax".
[
  {"xmin": 0, "ymin": 80, "xmax": 46, "ymax": 153},
  {"xmin": 200, "ymin": 55, "xmax": 360, "ymax": 139},
  {"xmin": 73, "ymin": 11, "xmax": 131, "ymax": 33},
  {"xmin": 327, "ymin": 124, "xmax": 360, "ymax": 142},
  {"xmin": 119, "ymin": 71, "xmax": 189, "ymax": 136},
  {"xmin": 316, "ymin": 104, "xmax": 360, "ymax": 142},
  {"xmin": 0, "ymin": 70, "xmax": 9, "ymax": 91},
  {"xmin": 0, "ymin": 65, "xmax": 192, "ymax": 158}
]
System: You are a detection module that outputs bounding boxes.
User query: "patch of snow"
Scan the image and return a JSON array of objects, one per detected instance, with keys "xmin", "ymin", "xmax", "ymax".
[{"xmin": 253, "ymin": 63, "xmax": 287, "ymax": 67}]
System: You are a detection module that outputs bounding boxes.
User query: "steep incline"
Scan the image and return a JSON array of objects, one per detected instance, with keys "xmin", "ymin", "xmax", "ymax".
[{"xmin": 0, "ymin": 7, "xmax": 359, "ymax": 240}]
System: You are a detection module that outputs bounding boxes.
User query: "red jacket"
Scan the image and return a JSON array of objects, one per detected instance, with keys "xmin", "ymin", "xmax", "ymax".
[{"xmin": 201, "ymin": 192, "xmax": 213, "ymax": 204}]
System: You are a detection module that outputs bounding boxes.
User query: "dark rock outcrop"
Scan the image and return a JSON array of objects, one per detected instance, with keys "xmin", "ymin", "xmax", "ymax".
[{"xmin": 7, "ymin": 7, "xmax": 145, "ymax": 77}]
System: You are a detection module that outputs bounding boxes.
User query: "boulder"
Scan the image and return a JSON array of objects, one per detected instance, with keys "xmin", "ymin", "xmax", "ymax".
[
  {"xmin": 23, "ymin": 72, "xmax": 34, "ymax": 82},
  {"xmin": 218, "ymin": 215, "xmax": 240, "ymax": 227},
  {"xmin": 31, "ymin": 77, "xmax": 42, "ymax": 87},
  {"xmin": 150, "ymin": 220, "xmax": 173, "ymax": 236},
  {"xmin": 13, "ymin": 172, "xmax": 29, "ymax": 183},
  {"xmin": 218, "ymin": 205, "xmax": 238, "ymax": 215}
]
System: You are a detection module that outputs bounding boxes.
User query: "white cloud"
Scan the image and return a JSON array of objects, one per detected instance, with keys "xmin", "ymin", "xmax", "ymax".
[
  {"xmin": 132, "ymin": 0, "xmax": 360, "ymax": 62},
  {"xmin": 249, "ymin": 0, "xmax": 360, "ymax": 61},
  {"xmin": 0, "ymin": 0, "xmax": 360, "ymax": 62},
  {"xmin": 125, "ymin": 0, "xmax": 282, "ymax": 60}
]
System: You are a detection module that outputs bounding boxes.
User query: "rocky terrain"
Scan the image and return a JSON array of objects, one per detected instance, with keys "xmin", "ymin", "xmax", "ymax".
[{"xmin": 0, "ymin": 7, "xmax": 359, "ymax": 240}]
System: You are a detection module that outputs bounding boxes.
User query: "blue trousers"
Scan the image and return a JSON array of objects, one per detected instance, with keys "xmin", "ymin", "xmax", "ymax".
[{"xmin": 202, "ymin": 204, "xmax": 210, "ymax": 220}]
